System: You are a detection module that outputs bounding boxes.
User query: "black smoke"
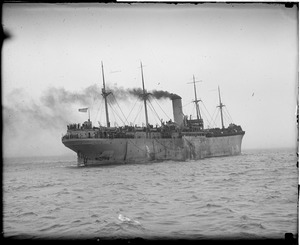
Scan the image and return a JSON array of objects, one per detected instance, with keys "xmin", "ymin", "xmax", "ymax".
[
  {"xmin": 3, "ymin": 84, "xmax": 180, "ymax": 135},
  {"xmin": 3, "ymin": 85, "xmax": 102, "ymax": 134},
  {"xmin": 107, "ymin": 85, "xmax": 180, "ymax": 101}
]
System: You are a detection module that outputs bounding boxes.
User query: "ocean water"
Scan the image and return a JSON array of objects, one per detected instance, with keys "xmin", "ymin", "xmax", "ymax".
[{"xmin": 3, "ymin": 148, "xmax": 298, "ymax": 240}]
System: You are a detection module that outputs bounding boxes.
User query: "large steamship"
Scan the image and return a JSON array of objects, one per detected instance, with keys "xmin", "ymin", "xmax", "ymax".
[{"xmin": 62, "ymin": 62, "xmax": 245, "ymax": 166}]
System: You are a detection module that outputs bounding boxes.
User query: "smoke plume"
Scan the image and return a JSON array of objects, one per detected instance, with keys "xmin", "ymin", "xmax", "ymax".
[
  {"xmin": 3, "ymin": 84, "xmax": 180, "ymax": 136},
  {"xmin": 107, "ymin": 85, "xmax": 180, "ymax": 101},
  {"xmin": 3, "ymin": 85, "xmax": 102, "ymax": 135}
]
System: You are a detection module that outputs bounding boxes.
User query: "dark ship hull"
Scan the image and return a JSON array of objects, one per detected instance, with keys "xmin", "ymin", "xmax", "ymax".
[{"xmin": 62, "ymin": 133, "xmax": 244, "ymax": 165}]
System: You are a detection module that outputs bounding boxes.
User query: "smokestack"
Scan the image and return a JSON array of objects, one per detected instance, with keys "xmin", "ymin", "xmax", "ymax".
[{"xmin": 171, "ymin": 94, "xmax": 184, "ymax": 127}]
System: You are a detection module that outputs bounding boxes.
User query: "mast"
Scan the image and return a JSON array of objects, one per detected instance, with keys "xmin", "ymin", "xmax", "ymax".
[
  {"xmin": 101, "ymin": 61, "xmax": 111, "ymax": 127},
  {"xmin": 192, "ymin": 75, "xmax": 202, "ymax": 121},
  {"xmin": 217, "ymin": 86, "xmax": 225, "ymax": 129},
  {"xmin": 140, "ymin": 62, "xmax": 149, "ymax": 138}
]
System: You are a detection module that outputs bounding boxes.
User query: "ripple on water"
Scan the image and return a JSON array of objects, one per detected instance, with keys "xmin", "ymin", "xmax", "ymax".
[
  {"xmin": 3, "ymin": 149, "xmax": 298, "ymax": 239},
  {"xmin": 38, "ymin": 223, "xmax": 66, "ymax": 233},
  {"xmin": 17, "ymin": 212, "xmax": 38, "ymax": 218}
]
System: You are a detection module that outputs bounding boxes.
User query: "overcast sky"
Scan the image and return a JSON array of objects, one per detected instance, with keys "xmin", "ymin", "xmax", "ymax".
[{"xmin": 3, "ymin": 3, "xmax": 298, "ymax": 157}]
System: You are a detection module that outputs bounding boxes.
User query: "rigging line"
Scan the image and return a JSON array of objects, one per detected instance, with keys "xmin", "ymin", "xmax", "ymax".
[
  {"xmin": 200, "ymin": 109, "xmax": 210, "ymax": 128},
  {"xmin": 133, "ymin": 103, "xmax": 144, "ymax": 125},
  {"xmin": 126, "ymin": 98, "xmax": 140, "ymax": 123},
  {"xmin": 224, "ymin": 106, "xmax": 234, "ymax": 122},
  {"xmin": 107, "ymin": 100, "xmax": 126, "ymax": 126},
  {"xmin": 94, "ymin": 99, "xmax": 103, "ymax": 124},
  {"xmin": 182, "ymin": 101, "xmax": 194, "ymax": 108},
  {"xmin": 152, "ymin": 97, "xmax": 171, "ymax": 120},
  {"xmin": 210, "ymin": 108, "xmax": 218, "ymax": 127},
  {"xmin": 211, "ymin": 115, "xmax": 218, "ymax": 128},
  {"xmin": 146, "ymin": 101, "xmax": 158, "ymax": 123},
  {"xmin": 111, "ymin": 94, "xmax": 130, "ymax": 125},
  {"xmin": 222, "ymin": 110, "xmax": 228, "ymax": 123},
  {"xmin": 108, "ymin": 101, "xmax": 118, "ymax": 125},
  {"xmin": 213, "ymin": 110, "xmax": 220, "ymax": 127},
  {"xmin": 213, "ymin": 109, "xmax": 219, "ymax": 123},
  {"xmin": 211, "ymin": 107, "xmax": 217, "ymax": 118},
  {"xmin": 189, "ymin": 103, "xmax": 196, "ymax": 118},
  {"xmin": 223, "ymin": 111, "xmax": 231, "ymax": 125},
  {"xmin": 148, "ymin": 100, "xmax": 163, "ymax": 123},
  {"xmin": 219, "ymin": 104, "xmax": 230, "ymax": 125},
  {"xmin": 201, "ymin": 102, "xmax": 215, "ymax": 127},
  {"xmin": 109, "ymin": 103, "xmax": 117, "ymax": 125},
  {"xmin": 98, "ymin": 98, "xmax": 106, "ymax": 126}
]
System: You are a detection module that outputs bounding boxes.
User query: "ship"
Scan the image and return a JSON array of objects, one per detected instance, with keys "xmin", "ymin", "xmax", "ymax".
[{"xmin": 62, "ymin": 62, "xmax": 245, "ymax": 166}]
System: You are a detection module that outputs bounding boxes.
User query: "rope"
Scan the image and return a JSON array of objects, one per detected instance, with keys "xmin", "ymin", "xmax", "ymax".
[
  {"xmin": 201, "ymin": 101, "xmax": 216, "ymax": 128},
  {"xmin": 147, "ymin": 100, "xmax": 163, "ymax": 124},
  {"xmin": 224, "ymin": 106, "xmax": 234, "ymax": 122},
  {"xmin": 213, "ymin": 109, "xmax": 220, "ymax": 127},
  {"xmin": 133, "ymin": 103, "xmax": 144, "ymax": 125},
  {"xmin": 108, "ymin": 100, "xmax": 126, "ymax": 125},
  {"xmin": 111, "ymin": 94, "xmax": 129, "ymax": 124},
  {"xmin": 210, "ymin": 108, "xmax": 218, "ymax": 127},
  {"xmin": 94, "ymin": 99, "xmax": 104, "ymax": 125},
  {"xmin": 152, "ymin": 97, "xmax": 171, "ymax": 120},
  {"xmin": 182, "ymin": 100, "xmax": 193, "ymax": 108},
  {"xmin": 126, "ymin": 98, "xmax": 140, "ymax": 123},
  {"xmin": 188, "ymin": 103, "xmax": 196, "ymax": 118}
]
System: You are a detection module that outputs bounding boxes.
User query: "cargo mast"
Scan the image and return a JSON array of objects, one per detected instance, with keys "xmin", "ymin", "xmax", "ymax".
[
  {"xmin": 192, "ymin": 75, "xmax": 202, "ymax": 121},
  {"xmin": 140, "ymin": 62, "xmax": 149, "ymax": 138},
  {"xmin": 217, "ymin": 86, "xmax": 225, "ymax": 129},
  {"xmin": 101, "ymin": 61, "xmax": 111, "ymax": 127}
]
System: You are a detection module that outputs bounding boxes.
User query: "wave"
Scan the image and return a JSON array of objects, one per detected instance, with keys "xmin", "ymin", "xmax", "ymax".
[
  {"xmin": 4, "ymin": 148, "xmax": 297, "ymax": 239},
  {"xmin": 223, "ymin": 207, "xmax": 234, "ymax": 213},
  {"xmin": 203, "ymin": 203, "xmax": 223, "ymax": 208},
  {"xmin": 97, "ymin": 215, "xmax": 147, "ymax": 238},
  {"xmin": 41, "ymin": 216, "xmax": 56, "ymax": 220},
  {"xmin": 240, "ymin": 222, "xmax": 266, "ymax": 230},
  {"xmin": 118, "ymin": 214, "xmax": 141, "ymax": 226},
  {"xmin": 17, "ymin": 211, "xmax": 38, "ymax": 217},
  {"xmin": 32, "ymin": 182, "xmax": 60, "ymax": 189},
  {"xmin": 38, "ymin": 223, "xmax": 65, "ymax": 232},
  {"xmin": 24, "ymin": 195, "xmax": 35, "ymax": 200},
  {"xmin": 12, "ymin": 184, "xmax": 28, "ymax": 191},
  {"xmin": 236, "ymin": 231, "xmax": 265, "ymax": 239},
  {"xmin": 240, "ymin": 215, "xmax": 249, "ymax": 220},
  {"xmin": 222, "ymin": 178, "xmax": 234, "ymax": 182},
  {"xmin": 191, "ymin": 194, "xmax": 198, "ymax": 200}
]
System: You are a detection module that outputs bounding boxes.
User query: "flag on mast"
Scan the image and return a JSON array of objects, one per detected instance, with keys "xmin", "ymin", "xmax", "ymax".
[{"xmin": 78, "ymin": 108, "xmax": 88, "ymax": 113}]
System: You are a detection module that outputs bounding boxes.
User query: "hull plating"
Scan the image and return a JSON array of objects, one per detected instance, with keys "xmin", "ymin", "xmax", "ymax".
[{"xmin": 62, "ymin": 134, "xmax": 244, "ymax": 165}]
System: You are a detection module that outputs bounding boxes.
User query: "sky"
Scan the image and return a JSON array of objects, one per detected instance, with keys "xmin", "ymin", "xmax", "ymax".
[{"xmin": 2, "ymin": 3, "xmax": 298, "ymax": 157}]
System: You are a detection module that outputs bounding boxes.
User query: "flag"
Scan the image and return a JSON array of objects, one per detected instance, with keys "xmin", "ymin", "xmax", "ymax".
[{"xmin": 78, "ymin": 108, "xmax": 88, "ymax": 113}]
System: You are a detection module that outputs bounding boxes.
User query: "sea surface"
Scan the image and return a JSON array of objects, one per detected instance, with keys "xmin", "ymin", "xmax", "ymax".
[{"xmin": 3, "ymin": 148, "xmax": 298, "ymax": 240}]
